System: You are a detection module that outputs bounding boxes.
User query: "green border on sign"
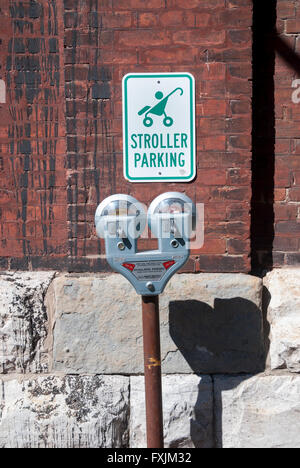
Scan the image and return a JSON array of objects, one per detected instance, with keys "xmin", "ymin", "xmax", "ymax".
[{"xmin": 123, "ymin": 73, "xmax": 196, "ymax": 182}]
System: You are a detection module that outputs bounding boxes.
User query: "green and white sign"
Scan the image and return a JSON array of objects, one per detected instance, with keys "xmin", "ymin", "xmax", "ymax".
[{"xmin": 122, "ymin": 73, "xmax": 196, "ymax": 183}]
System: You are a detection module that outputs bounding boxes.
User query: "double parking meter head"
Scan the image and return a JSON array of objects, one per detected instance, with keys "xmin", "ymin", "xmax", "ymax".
[{"xmin": 95, "ymin": 193, "xmax": 196, "ymax": 296}]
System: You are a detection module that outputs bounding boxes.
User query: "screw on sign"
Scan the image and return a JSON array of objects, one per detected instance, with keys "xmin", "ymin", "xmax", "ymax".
[{"xmin": 95, "ymin": 193, "xmax": 196, "ymax": 448}]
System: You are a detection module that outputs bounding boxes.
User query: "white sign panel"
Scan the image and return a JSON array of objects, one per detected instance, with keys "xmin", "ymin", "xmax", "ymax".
[{"xmin": 122, "ymin": 73, "xmax": 196, "ymax": 183}]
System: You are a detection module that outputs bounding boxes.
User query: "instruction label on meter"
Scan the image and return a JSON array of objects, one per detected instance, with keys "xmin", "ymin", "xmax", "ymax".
[{"xmin": 122, "ymin": 260, "xmax": 176, "ymax": 282}]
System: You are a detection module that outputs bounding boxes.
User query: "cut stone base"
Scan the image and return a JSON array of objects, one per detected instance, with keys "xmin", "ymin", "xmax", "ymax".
[
  {"xmin": 130, "ymin": 374, "xmax": 213, "ymax": 448},
  {"xmin": 0, "ymin": 272, "xmax": 56, "ymax": 374},
  {"xmin": 50, "ymin": 273, "xmax": 264, "ymax": 374},
  {"xmin": 214, "ymin": 374, "xmax": 300, "ymax": 448},
  {"xmin": 264, "ymin": 269, "xmax": 300, "ymax": 372},
  {"xmin": 0, "ymin": 375, "xmax": 129, "ymax": 448}
]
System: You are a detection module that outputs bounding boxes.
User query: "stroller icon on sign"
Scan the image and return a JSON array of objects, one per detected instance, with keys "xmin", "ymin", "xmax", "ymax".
[{"xmin": 138, "ymin": 87, "xmax": 184, "ymax": 128}]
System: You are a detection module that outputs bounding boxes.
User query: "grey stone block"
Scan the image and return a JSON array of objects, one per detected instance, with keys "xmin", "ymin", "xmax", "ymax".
[
  {"xmin": 0, "ymin": 271, "xmax": 56, "ymax": 374},
  {"xmin": 130, "ymin": 374, "xmax": 213, "ymax": 448},
  {"xmin": 264, "ymin": 269, "xmax": 300, "ymax": 372},
  {"xmin": 214, "ymin": 374, "xmax": 300, "ymax": 448},
  {"xmin": 50, "ymin": 273, "xmax": 264, "ymax": 374},
  {"xmin": 0, "ymin": 375, "xmax": 129, "ymax": 448}
]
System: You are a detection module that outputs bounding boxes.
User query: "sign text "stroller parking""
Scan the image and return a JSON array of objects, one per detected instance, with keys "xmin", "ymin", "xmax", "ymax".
[{"xmin": 123, "ymin": 73, "xmax": 196, "ymax": 183}]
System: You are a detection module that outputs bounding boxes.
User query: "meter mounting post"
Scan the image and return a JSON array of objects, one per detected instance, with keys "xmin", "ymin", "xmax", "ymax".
[{"xmin": 142, "ymin": 294, "xmax": 164, "ymax": 448}]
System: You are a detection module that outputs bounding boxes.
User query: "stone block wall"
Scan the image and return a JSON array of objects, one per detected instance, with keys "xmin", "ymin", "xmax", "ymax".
[{"xmin": 0, "ymin": 269, "xmax": 299, "ymax": 448}]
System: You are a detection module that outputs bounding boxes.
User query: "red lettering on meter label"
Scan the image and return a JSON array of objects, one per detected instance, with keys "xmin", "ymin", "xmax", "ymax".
[
  {"xmin": 163, "ymin": 260, "xmax": 176, "ymax": 270},
  {"xmin": 129, "ymin": 260, "xmax": 176, "ymax": 282},
  {"xmin": 122, "ymin": 262, "xmax": 135, "ymax": 272}
]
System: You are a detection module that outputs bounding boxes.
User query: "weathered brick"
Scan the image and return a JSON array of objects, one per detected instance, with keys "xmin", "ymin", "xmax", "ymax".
[
  {"xmin": 64, "ymin": 0, "xmax": 113, "ymax": 11},
  {"xmin": 118, "ymin": 30, "xmax": 172, "ymax": 47},
  {"xmin": 275, "ymin": 139, "xmax": 291, "ymax": 154},
  {"xmin": 228, "ymin": 63, "xmax": 252, "ymax": 79},
  {"xmin": 64, "ymin": 11, "xmax": 78, "ymax": 28},
  {"xmin": 230, "ymin": 100, "xmax": 251, "ymax": 114},
  {"xmin": 228, "ymin": 29, "xmax": 252, "ymax": 45},
  {"xmin": 286, "ymin": 253, "xmax": 300, "ymax": 265},
  {"xmin": 210, "ymin": 187, "xmax": 251, "ymax": 203},
  {"xmin": 226, "ymin": 117, "xmax": 251, "ymax": 134},
  {"xmin": 276, "ymin": 221, "xmax": 300, "ymax": 233},
  {"xmin": 198, "ymin": 238, "xmax": 227, "ymax": 254},
  {"xmin": 198, "ymin": 136, "xmax": 226, "ymax": 151},
  {"xmin": 286, "ymin": 19, "xmax": 300, "ymax": 33},
  {"xmin": 293, "ymin": 171, "xmax": 300, "ymax": 186},
  {"xmin": 198, "ymin": 100, "xmax": 227, "ymax": 117},
  {"xmin": 197, "ymin": 169, "xmax": 227, "ymax": 186},
  {"xmin": 289, "ymin": 188, "xmax": 300, "ymax": 201},
  {"xmin": 199, "ymin": 118, "xmax": 226, "ymax": 136},
  {"xmin": 227, "ymin": 78, "xmax": 252, "ymax": 97},
  {"xmin": 274, "ymin": 189, "xmax": 287, "ymax": 202},
  {"xmin": 173, "ymin": 29, "xmax": 226, "ymax": 46},
  {"xmin": 227, "ymin": 238, "xmax": 249, "ymax": 255},
  {"xmin": 138, "ymin": 12, "xmax": 158, "ymax": 27},
  {"xmin": 141, "ymin": 47, "xmax": 197, "ymax": 64},
  {"xmin": 199, "ymin": 255, "xmax": 249, "ymax": 273},
  {"xmin": 227, "ymin": 168, "xmax": 251, "ymax": 186},
  {"xmin": 184, "ymin": 12, "xmax": 211, "ymax": 28},
  {"xmin": 273, "ymin": 236, "xmax": 299, "ymax": 251},
  {"xmin": 228, "ymin": 135, "xmax": 251, "ymax": 150},
  {"xmin": 277, "ymin": 1, "xmax": 296, "ymax": 18},
  {"xmin": 101, "ymin": 12, "xmax": 133, "ymax": 29},
  {"xmin": 275, "ymin": 166, "xmax": 292, "ymax": 187},
  {"xmin": 219, "ymin": 8, "xmax": 252, "ymax": 28},
  {"xmin": 116, "ymin": 0, "xmax": 164, "ymax": 9},
  {"xmin": 200, "ymin": 63, "xmax": 227, "ymax": 81},
  {"xmin": 227, "ymin": 0, "xmax": 252, "ymax": 6},
  {"xmin": 168, "ymin": 0, "xmax": 224, "ymax": 7},
  {"xmin": 65, "ymin": 65, "xmax": 89, "ymax": 81}
]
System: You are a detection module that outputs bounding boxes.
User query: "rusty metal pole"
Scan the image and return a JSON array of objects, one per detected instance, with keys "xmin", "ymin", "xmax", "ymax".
[{"xmin": 142, "ymin": 295, "xmax": 164, "ymax": 449}]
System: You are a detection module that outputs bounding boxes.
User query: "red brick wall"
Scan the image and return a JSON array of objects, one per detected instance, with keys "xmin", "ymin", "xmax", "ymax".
[
  {"xmin": 273, "ymin": 0, "xmax": 300, "ymax": 267},
  {"xmin": 0, "ymin": 0, "xmax": 67, "ymax": 270},
  {"xmin": 252, "ymin": 0, "xmax": 300, "ymax": 273},
  {"xmin": 0, "ymin": 0, "xmax": 253, "ymax": 273}
]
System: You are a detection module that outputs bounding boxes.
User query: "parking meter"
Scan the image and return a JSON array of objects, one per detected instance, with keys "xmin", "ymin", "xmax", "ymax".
[
  {"xmin": 95, "ymin": 192, "xmax": 196, "ymax": 296},
  {"xmin": 95, "ymin": 191, "xmax": 196, "ymax": 447}
]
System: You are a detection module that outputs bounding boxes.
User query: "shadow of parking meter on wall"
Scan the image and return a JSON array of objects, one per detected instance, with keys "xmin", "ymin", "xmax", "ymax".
[
  {"xmin": 169, "ymin": 293, "xmax": 269, "ymax": 447},
  {"xmin": 95, "ymin": 192, "xmax": 197, "ymax": 448}
]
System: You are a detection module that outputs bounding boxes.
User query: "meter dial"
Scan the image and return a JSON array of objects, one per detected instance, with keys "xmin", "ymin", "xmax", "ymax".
[
  {"xmin": 148, "ymin": 192, "xmax": 196, "ymax": 238},
  {"xmin": 95, "ymin": 194, "xmax": 147, "ymax": 239}
]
